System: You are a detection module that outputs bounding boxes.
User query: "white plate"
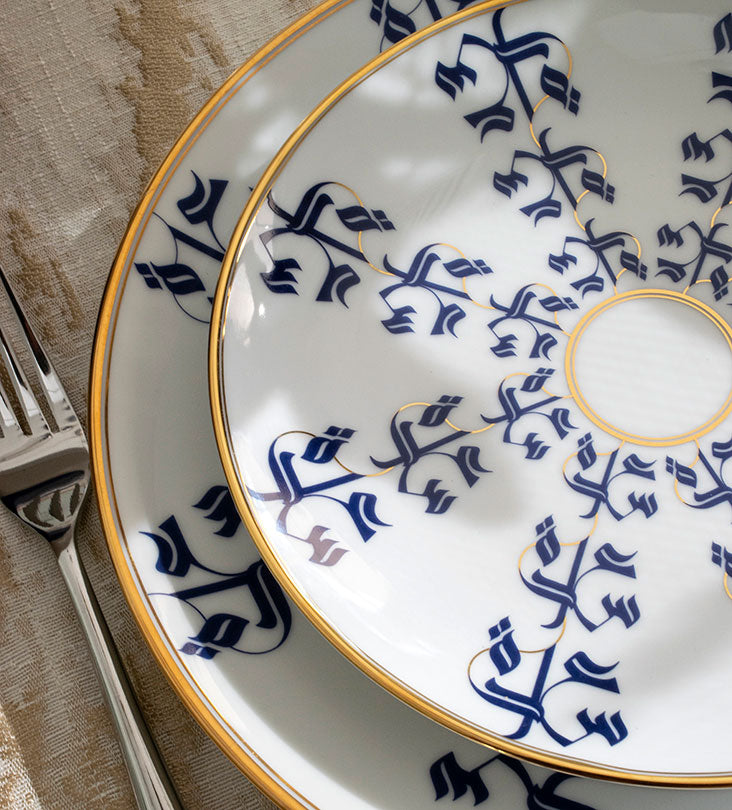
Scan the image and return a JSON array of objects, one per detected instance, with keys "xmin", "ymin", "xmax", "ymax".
[
  {"xmin": 92, "ymin": 0, "xmax": 732, "ymax": 806},
  {"xmin": 212, "ymin": 0, "xmax": 732, "ymax": 787}
]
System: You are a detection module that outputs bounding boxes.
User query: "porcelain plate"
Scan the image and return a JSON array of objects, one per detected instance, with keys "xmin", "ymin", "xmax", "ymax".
[{"xmin": 211, "ymin": 0, "xmax": 732, "ymax": 786}]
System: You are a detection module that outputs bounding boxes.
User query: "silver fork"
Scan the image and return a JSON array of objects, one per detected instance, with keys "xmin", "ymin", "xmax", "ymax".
[{"xmin": 0, "ymin": 265, "xmax": 183, "ymax": 810}]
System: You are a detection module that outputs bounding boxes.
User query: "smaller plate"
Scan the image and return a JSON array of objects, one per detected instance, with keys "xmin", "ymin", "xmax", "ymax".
[{"xmin": 212, "ymin": 0, "xmax": 732, "ymax": 786}]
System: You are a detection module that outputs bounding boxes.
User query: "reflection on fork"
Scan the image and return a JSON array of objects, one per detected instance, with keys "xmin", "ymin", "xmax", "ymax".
[{"xmin": 0, "ymin": 264, "xmax": 183, "ymax": 810}]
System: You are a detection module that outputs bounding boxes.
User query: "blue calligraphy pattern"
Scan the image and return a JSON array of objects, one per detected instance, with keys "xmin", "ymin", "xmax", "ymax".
[
  {"xmin": 565, "ymin": 433, "xmax": 657, "ymax": 522},
  {"xmin": 252, "ymin": 367, "xmax": 585, "ymax": 565},
  {"xmin": 666, "ymin": 435, "xmax": 732, "ymax": 517},
  {"xmin": 142, "ymin": 485, "xmax": 291, "ymax": 657},
  {"xmin": 486, "ymin": 285, "xmax": 578, "ymax": 359},
  {"xmin": 430, "ymin": 751, "xmax": 595, "ymax": 808},
  {"xmin": 655, "ymin": 13, "xmax": 732, "ymax": 297},
  {"xmin": 479, "ymin": 367, "xmax": 576, "ymax": 460},
  {"xmin": 261, "ymin": 182, "xmax": 501, "ymax": 339},
  {"xmin": 252, "ymin": 8, "xmax": 640, "ymax": 527},
  {"xmin": 131, "ymin": 2, "xmax": 732, "ymax": 769},
  {"xmin": 250, "ymin": 398, "xmax": 489, "ymax": 564},
  {"xmin": 131, "ymin": 1, "xmax": 491, "ymax": 320},
  {"xmin": 261, "ymin": 184, "xmax": 586, "ymax": 352},
  {"xmin": 134, "ymin": 171, "xmax": 227, "ymax": 323},
  {"xmin": 667, "ymin": 434, "xmax": 732, "ymax": 598},
  {"xmin": 455, "ymin": 9, "xmax": 732, "ymax": 748},
  {"xmin": 468, "ymin": 516, "xmax": 638, "ymax": 748},
  {"xmin": 369, "ymin": 0, "xmax": 477, "ymax": 52},
  {"xmin": 712, "ymin": 541, "xmax": 732, "ymax": 599},
  {"xmin": 246, "ymin": 12, "xmax": 732, "ymax": 755},
  {"xmin": 547, "ymin": 227, "xmax": 647, "ymax": 299},
  {"xmin": 434, "ymin": 9, "xmax": 652, "ymax": 301}
]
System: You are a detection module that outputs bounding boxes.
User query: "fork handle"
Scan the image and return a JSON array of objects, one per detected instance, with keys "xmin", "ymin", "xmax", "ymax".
[{"xmin": 54, "ymin": 536, "xmax": 184, "ymax": 810}]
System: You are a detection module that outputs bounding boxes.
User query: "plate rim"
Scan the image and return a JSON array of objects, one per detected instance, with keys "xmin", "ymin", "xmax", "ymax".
[
  {"xmin": 209, "ymin": 0, "xmax": 732, "ymax": 788},
  {"xmin": 88, "ymin": 2, "xmax": 365, "ymax": 808}
]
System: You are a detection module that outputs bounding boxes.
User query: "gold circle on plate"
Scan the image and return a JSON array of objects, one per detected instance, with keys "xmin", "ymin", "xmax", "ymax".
[{"xmin": 565, "ymin": 288, "xmax": 732, "ymax": 446}]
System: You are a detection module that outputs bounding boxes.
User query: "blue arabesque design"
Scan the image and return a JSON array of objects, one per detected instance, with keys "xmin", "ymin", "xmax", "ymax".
[
  {"xmin": 467, "ymin": 515, "xmax": 637, "ymax": 749},
  {"xmin": 430, "ymin": 750, "xmax": 596, "ymax": 808},
  {"xmin": 142, "ymin": 484, "xmax": 291, "ymax": 658}
]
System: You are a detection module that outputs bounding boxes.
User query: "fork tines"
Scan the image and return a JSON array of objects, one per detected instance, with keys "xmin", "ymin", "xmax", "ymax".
[{"xmin": 0, "ymin": 265, "xmax": 80, "ymax": 440}]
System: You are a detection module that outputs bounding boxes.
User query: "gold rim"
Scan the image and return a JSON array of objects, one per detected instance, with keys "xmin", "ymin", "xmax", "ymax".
[
  {"xmin": 210, "ymin": 0, "xmax": 732, "ymax": 788},
  {"xmin": 89, "ymin": 3, "xmax": 363, "ymax": 809}
]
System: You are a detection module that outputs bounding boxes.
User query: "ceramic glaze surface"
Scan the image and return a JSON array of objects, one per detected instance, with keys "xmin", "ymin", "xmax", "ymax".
[
  {"xmin": 94, "ymin": 0, "xmax": 732, "ymax": 805},
  {"xmin": 214, "ymin": 0, "xmax": 732, "ymax": 783}
]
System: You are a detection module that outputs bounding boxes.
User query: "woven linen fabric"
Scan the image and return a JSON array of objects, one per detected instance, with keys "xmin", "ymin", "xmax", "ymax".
[{"xmin": 0, "ymin": 0, "xmax": 321, "ymax": 807}]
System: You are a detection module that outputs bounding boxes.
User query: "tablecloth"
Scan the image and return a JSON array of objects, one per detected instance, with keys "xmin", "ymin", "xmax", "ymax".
[{"xmin": 0, "ymin": 1, "xmax": 321, "ymax": 807}]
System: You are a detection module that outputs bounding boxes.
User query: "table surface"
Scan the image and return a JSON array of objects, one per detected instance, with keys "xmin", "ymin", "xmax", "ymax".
[{"xmin": 0, "ymin": 1, "xmax": 321, "ymax": 807}]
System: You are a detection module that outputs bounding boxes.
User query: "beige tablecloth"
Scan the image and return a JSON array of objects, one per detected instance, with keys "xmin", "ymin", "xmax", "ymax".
[{"xmin": 0, "ymin": 1, "xmax": 321, "ymax": 807}]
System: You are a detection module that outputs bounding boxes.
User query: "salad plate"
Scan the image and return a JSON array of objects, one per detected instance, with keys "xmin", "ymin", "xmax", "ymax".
[
  {"xmin": 91, "ymin": 0, "xmax": 732, "ymax": 806},
  {"xmin": 211, "ymin": 0, "xmax": 732, "ymax": 787}
]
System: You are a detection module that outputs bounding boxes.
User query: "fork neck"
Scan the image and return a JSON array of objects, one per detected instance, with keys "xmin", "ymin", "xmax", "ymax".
[{"xmin": 48, "ymin": 527, "xmax": 75, "ymax": 556}]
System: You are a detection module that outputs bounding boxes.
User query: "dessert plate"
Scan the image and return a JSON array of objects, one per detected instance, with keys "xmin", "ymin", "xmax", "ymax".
[
  {"xmin": 91, "ymin": 0, "xmax": 732, "ymax": 806},
  {"xmin": 212, "ymin": 0, "xmax": 732, "ymax": 787}
]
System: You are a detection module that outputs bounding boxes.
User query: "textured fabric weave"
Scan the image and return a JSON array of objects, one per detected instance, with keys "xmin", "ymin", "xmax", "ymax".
[{"xmin": 0, "ymin": 1, "xmax": 320, "ymax": 807}]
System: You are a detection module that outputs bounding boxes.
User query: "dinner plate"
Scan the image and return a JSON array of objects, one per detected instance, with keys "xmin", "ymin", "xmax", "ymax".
[
  {"xmin": 91, "ymin": 0, "xmax": 732, "ymax": 806},
  {"xmin": 211, "ymin": 0, "xmax": 732, "ymax": 788}
]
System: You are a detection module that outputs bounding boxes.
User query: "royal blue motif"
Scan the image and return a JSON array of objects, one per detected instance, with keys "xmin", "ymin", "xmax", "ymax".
[
  {"xmin": 369, "ymin": 0, "xmax": 478, "ymax": 52},
  {"xmin": 261, "ymin": 182, "xmax": 502, "ymax": 340},
  {"xmin": 256, "ymin": 367, "xmax": 586, "ymax": 567},
  {"xmin": 134, "ymin": 171, "xmax": 228, "ymax": 322},
  {"xmin": 430, "ymin": 751, "xmax": 595, "ymax": 808},
  {"xmin": 261, "ymin": 182, "xmax": 394, "ymax": 303},
  {"xmin": 254, "ymin": 6, "xmax": 732, "ymax": 588},
  {"xmin": 435, "ymin": 7, "xmax": 689, "ymax": 307},
  {"xmin": 380, "ymin": 245, "xmax": 492, "ymax": 336},
  {"xmin": 712, "ymin": 541, "xmax": 732, "ymax": 577},
  {"xmin": 667, "ymin": 435, "xmax": 732, "ymax": 516},
  {"xmin": 142, "ymin": 485, "xmax": 291, "ymax": 657},
  {"xmin": 256, "ymin": 7, "xmax": 637, "ymax": 360},
  {"xmin": 654, "ymin": 13, "xmax": 732, "ymax": 297},
  {"xmin": 565, "ymin": 433, "xmax": 658, "ymax": 522},
  {"xmin": 712, "ymin": 539, "xmax": 732, "ymax": 600},
  {"xmin": 251, "ymin": 399, "xmax": 490, "ymax": 563},
  {"xmin": 468, "ymin": 515, "xmax": 637, "ymax": 747},
  {"xmin": 434, "ymin": 10, "xmax": 632, "ymax": 298},
  {"xmin": 133, "ymin": 1, "xmax": 487, "ymax": 320},
  {"xmin": 486, "ymin": 285, "xmax": 577, "ymax": 359},
  {"xmin": 480, "ymin": 367, "xmax": 576, "ymax": 460},
  {"xmin": 548, "ymin": 224, "xmax": 647, "ymax": 298}
]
